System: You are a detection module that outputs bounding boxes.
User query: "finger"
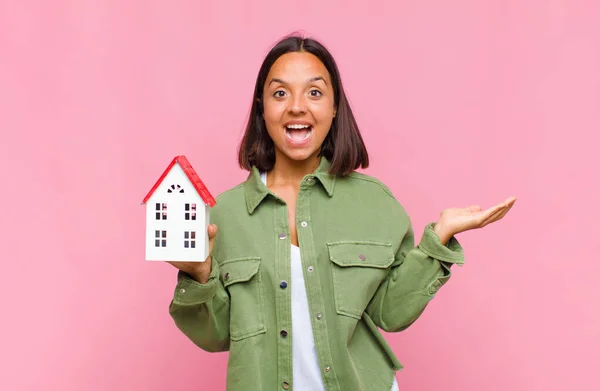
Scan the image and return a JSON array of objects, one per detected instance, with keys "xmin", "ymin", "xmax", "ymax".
[
  {"xmin": 499, "ymin": 196, "xmax": 517, "ymax": 209},
  {"xmin": 207, "ymin": 224, "xmax": 218, "ymax": 239},
  {"xmin": 479, "ymin": 208, "xmax": 505, "ymax": 227},
  {"xmin": 479, "ymin": 203, "xmax": 504, "ymax": 222},
  {"xmin": 208, "ymin": 224, "xmax": 218, "ymax": 255},
  {"xmin": 491, "ymin": 203, "xmax": 514, "ymax": 222},
  {"xmin": 486, "ymin": 196, "xmax": 515, "ymax": 216},
  {"xmin": 470, "ymin": 197, "xmax": 515, "ymax": 221},
  {"xmin": 481, "ymin": 204, "xmax": 512, "ymax": 227}
]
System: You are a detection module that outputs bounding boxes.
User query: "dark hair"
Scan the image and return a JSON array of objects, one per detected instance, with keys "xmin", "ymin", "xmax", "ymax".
[{"xmin": 238, "ymin": 33, "xmax": 369, "ymax": 176}]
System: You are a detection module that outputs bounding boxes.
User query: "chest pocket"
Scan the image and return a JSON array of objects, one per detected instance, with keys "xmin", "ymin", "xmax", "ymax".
[
  {"xmin": 220, "ymin": 257, "xmax": 266, "ymax": 341},
  {"xmin": 327, "ymin": 241, "xmax": 395, "ymax": 319}
]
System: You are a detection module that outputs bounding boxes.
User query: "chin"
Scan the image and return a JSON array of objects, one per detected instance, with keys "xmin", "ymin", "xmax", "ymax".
[{"xmin": 279, "ymin": 147, "xmax": 320, "ymax": 163}]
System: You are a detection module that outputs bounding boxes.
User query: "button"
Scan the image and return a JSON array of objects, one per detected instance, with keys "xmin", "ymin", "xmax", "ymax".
[
  {"xmin": 359, "ymin": 254, "xmax": 366, "ymax": 261},
  {"xmin": 280, "ymin": 281, "xmax": 288, "ymax": 289},
  {"xmin": 430, "ymin": 281, "xmax": 442, "ymax": 294},
  {"xmin": 278, "ymin": 233, "xmax": 287, "ymax": 240},
  {"xmin": 300, "ymin": 221, "xmax": 308, "ymax": 227},
  {"xmin": 282, "ymin": 382, "xmax": 290, "ymax": 390},
  {"xmin": 307, "ymin": 266, "xmax": 314, "ymax": 272},
  {"xmin": 280, "ymin": 330, "xmax": 288, "ymax": 338},
  {"xmin": 324, "ymin": 366, "xmax": 331, "ymax": 373},
  {"xmin": 179, "ymin": 288, "xmax": 185, "ymax": 294},
  {"xmin": 224, "ymin": 273, "xmax": 230, "ymax": 281},
  {"xmin": 316, "ymin": 313, "xmax": 323, "ymax": 320}
]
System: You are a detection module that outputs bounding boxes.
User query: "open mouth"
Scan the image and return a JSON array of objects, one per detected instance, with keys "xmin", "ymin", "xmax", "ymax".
[{"xmin": 285, "ymin": 124, "xmax": 313, "ymax": 142}]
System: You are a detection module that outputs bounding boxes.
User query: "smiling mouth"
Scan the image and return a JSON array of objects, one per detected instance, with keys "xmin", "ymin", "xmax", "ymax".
[{"xmin": 285, "ymin": 124, "xmax": 313, "ymax": 141}]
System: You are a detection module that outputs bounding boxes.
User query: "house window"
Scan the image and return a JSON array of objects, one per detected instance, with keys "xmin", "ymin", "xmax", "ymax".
[
  {"xmin": 154, "ymin": 230, "xmax": 167, "ymax": 247},
  {"xmin": 184, "ymin": 231, "xmax": 196, "ymax": 248},
  {"xmin": 168, "ymin": 184, "xmax": 184, "ymax": 194},
  {"xmin": 184, "ymin": 203, "xmax": 197, "ymax": 220},
  {"xmin": 155, "ymin": 203, "xmax": 167, "ymax": 220}
]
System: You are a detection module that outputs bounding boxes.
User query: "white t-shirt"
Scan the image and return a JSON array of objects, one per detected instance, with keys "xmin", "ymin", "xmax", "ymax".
[
  {"xmin": 290, "ymin": 244, "xmax": 328, "ymax": 390},
  {"xmin": 261, "ymin": 172, "xmax": 399, "ymax": 391}
]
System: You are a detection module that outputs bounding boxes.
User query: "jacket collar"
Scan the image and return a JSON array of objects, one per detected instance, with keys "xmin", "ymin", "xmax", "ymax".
[{"xmin": 245, "ymin": 156, "xmax": 336, "ymax": 214}]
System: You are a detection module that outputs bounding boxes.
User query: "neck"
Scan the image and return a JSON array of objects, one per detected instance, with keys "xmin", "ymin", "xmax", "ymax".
[{"xmin": 268, "ymin": 150, "xmax": 321, "ymax": 186}]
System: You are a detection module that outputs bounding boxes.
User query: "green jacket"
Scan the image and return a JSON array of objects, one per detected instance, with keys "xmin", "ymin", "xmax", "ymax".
[{"xmin": 169, "ymin": 157, "xmax": 464, "ymax": 391}]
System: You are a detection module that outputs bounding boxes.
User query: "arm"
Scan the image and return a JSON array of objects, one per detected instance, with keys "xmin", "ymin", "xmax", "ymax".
[
  {"xmin": 365, "ymin": 219, "xmax": 464, "ymax": 333},
  {"xmin": 366, "ymin": 190, "xmax": 516, "ymax": 332},
  {"xmin": 169, "ymin": 260, "xmax": 231, "ymax": 352}
]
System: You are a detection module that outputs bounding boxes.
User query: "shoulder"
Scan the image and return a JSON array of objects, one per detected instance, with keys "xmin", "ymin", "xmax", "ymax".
[
  {"xmin": 340, "ymin": 171, "xmax": 411, "ymax": 220},
  {"xmin": 345, "ymin": 171, "xmax": 396, "ymax": 198},
  {"xmin": 210, "ymin": 182, "xmax": 246, "ymax": 216},
  {"xmin": 214, "ymin": 182, "xmax": 246, "ymax": 205}
]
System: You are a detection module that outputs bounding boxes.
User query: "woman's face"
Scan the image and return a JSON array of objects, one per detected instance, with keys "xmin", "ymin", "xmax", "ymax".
[{"xmin": 262, "ymin": 52, "xmax": 336, "ymax": 165}]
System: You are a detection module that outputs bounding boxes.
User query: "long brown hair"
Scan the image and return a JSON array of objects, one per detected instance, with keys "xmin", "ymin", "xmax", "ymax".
[{"xmin": 238, "ymin": 33, "xmax": 369, "ymax": 176}]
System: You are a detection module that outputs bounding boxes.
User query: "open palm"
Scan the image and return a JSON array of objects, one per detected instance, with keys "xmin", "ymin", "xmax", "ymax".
[{"xmin": 435, "ymin": 196, "xmax": 517, "ymax": 243}]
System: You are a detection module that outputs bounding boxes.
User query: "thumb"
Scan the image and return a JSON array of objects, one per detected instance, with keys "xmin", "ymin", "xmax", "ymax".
[
  {"xmin": 208, "ymin": 224, "xmax": 218, "ymax": 239},
  {"xmin": 207, "ymin": 224, "xmax": 218, "ymax": 256}
]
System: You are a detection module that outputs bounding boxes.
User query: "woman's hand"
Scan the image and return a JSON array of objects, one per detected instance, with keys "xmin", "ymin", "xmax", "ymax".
[
  {"xmin": 433, "ymin": 196, "xmax": 517, "ymax": 244},
  {"xmin": 167, "ymin": 224, "xmax": 218, "ymax": 284}
]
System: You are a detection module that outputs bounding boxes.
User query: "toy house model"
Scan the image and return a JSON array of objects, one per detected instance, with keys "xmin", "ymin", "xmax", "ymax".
[{"xmin": 142, "ymin": 156, "xmax": 216, "ymax": 262}]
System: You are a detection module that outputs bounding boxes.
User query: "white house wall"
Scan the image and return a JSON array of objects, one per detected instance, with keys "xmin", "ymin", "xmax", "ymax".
[{"xmin": 145, "ymin": 162, "xmax": 210, "ymax": 262}]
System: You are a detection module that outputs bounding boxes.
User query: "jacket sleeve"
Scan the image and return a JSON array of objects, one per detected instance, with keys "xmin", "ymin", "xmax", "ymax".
[
  {"xmin": 168, "ymin": 259, "xmax": 231, "ymax": 352},
  {"xmin": 365, "ymin": 213, "xmax": 465, "ymax": 333}
]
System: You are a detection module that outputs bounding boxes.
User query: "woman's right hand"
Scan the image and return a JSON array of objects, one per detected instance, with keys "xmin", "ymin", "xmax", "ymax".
[{"xmin": 167, "ymin": 224, "xmax": 218, "ymax": 284}]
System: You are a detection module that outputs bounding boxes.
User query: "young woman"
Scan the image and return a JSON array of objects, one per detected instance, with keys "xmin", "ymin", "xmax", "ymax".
[{"xmin": 167, "ymin": 34, "xmax": 516, "ymax": 391}]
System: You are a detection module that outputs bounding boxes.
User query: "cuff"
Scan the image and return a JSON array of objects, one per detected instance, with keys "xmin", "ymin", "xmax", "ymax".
[
  {"xmin": 172, "ymin": 260, "xmax": 221, "ymax": 305},
  {"xmin": 418, "ymin": 223, "xmax": 465, "ymax": 266}
]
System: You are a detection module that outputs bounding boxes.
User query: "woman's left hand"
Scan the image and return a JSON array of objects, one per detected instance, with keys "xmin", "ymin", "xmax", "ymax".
[{"xmin": 433, "ymin": 196, "xmax": 517, "ymax": 244}]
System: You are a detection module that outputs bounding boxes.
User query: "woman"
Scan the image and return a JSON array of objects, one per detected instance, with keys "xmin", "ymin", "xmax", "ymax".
[{"xmin": 167, "ymin": 34, "xmax": 516, "ymax": 391}]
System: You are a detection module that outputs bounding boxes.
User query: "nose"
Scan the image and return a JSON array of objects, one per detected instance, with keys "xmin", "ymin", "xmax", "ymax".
[{"xmin": 288, "ymin": 93, "xmax": 307, "ymax": 114}]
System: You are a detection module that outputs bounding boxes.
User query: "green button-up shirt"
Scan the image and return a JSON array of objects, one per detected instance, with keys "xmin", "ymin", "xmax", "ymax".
[{"xmin": 169, "ymin": 157, "xmax": 464, "ymax": 391}]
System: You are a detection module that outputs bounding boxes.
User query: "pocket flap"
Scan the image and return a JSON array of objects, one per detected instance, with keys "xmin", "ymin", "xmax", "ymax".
[
  {"xmin": 220, "ymin": 257, "xmax": 261, "ymax": 287},
  {"xmin": 327, "ymin": 241, "xmax": 394, "ymax": 268}
]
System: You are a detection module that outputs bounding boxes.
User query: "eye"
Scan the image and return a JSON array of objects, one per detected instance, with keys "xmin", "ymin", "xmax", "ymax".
[
  {"xmin": 273, "ymin": 90, "xmax": 286, "ymax": 98},
  {"xmin": 309, "ymin": 89, "xmax": 323, "ymax": 97}
]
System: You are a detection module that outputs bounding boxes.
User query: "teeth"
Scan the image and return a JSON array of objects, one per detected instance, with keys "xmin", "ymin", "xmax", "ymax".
[
  {"xmin": 285, "ymin": 129, "xmax": 312, "ymax": 141},
  {"xmin": 286, "ymin": 124, "xmax": 311, "ymax": 129}
]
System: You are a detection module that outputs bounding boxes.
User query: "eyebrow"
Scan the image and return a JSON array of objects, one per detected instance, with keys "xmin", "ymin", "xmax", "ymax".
[{"xmin": 269, "ymin": 76, "xmax": 328, "ymax": 86}]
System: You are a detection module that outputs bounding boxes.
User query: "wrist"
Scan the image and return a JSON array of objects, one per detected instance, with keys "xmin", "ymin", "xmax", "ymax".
[
  {"xmin": 190, "ymin": 262, "xmax": 212, "ymax": 284},
  {"xmin": 433, "ymin": 222, "xmax": 452, "ymax": 245}
]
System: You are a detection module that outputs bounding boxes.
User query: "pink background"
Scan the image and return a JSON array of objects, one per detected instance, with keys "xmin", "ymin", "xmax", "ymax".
[{"xmin": 1, "ymin": 1, "xmax": 598, "ymax": 390}]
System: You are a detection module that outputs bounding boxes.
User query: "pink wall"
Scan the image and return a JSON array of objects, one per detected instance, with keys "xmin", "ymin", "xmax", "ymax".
[{"xmin": 1, "ymin": 1, "xmax": 598, "ymax": 390}]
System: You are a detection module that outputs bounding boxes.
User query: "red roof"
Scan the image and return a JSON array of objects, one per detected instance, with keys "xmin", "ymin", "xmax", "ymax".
[{"xmin": 142, "ymin": 155, "xmax": 216, "ymax": 207}]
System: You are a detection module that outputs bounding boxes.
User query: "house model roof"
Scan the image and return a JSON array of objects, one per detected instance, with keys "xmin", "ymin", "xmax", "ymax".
[{"xmin": 142, "ymin": 155, "xmax": 217, "ymax": 207}]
